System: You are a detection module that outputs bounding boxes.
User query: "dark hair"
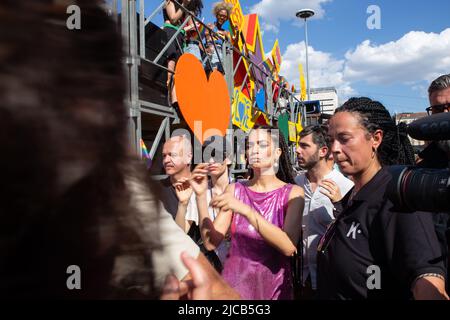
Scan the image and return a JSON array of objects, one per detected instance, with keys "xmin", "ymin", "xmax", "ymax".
[
  {"xmin": 299, "ymin": 125, "xmax": 331, "ymax": 159},
  {"xmin": 428, "ymin": 74, "xmax": 450, "ymax": 97},
  {"xmin": 0, "ymin": 0, "xmax": 159, "ymax": 298},
  {"xmin": 185, "ymin": 0, "xmax": 204, "ymax": 17},
  {"xmin": 249, "ymin": 125, "xmax": 295, "ymax": 184},
  {"xmin": 202, "ymin": 135, "xmax": 233, "ymax": 163},
  {"xmin": 335, "ymin": 97, "xmax": 415, "ymax": 166}
]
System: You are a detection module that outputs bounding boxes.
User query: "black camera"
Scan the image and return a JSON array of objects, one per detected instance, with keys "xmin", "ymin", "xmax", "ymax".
[{"xmin": 387, "ymin": 112, "xmax": 450, "ymax": 213}]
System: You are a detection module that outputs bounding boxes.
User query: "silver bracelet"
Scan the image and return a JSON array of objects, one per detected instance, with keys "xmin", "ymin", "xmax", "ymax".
[{"xmin": 411, "ymin": 273, "xmax": 445, "ymax": 289}]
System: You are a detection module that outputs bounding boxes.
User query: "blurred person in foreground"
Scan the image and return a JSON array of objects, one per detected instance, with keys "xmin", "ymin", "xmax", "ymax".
[{"xmin": 0, "ymin": 0, "xmax": 237, "ymax": 299}]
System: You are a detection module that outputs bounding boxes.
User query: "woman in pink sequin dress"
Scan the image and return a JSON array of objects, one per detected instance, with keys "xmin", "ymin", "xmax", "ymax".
[{"xmin": 192, "ymin": 125, "xmax": 304, "ymax": 300}]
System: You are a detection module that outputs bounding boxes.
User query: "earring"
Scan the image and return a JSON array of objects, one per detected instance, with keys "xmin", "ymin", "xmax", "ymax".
[
  {"xmin": 371, "ymin": 147, "xmax": 376, "ymax": 159},
  {"xmin": 274, "ymin": 158, "xmax": 280, "ymax": 168}
]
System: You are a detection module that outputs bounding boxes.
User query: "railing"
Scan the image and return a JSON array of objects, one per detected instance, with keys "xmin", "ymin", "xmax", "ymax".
[{"xmin": 116, "ymin": 0, "xmax": 308, "ymax": 172}]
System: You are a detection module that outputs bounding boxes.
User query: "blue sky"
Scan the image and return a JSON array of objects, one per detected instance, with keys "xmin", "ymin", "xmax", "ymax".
[{"xmin": 143, "ymin": 0, "xmax": 450, "ymax": 114}]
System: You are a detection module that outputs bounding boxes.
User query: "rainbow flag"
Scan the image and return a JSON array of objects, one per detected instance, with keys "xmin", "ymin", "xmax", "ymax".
[
  {"xmin": 189, "ymin": 22, "xmax": 205, "ymax": 41},
  {"xmin": 140, "ymin": 139, "xmax": 152, "ymax": 169},
  {"xmin": 262, "ymin": 57, "xmax": 273, "ymax": 74}
]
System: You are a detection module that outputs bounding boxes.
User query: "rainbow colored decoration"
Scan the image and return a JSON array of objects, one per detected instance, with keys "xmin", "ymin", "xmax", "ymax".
[
  {"xmin": 262, "ymin": 57, "xmax": 274, "ymax": 74},
  {"xmin": 223, "ymin": 0, "xmax": 303, "ymax": 133},
  {"xmin": 271, "ymin": 39, "xmax": 282, "ymax": 73},
  {"xmin": 242, "ymin": 14, "xmax": 263, "ymax": 54},
  {"xmin": 140, "ymin": 139, "xmax": 152, "ymax": 169},
  {"xmin": 221, "ymin": 20, "xmax": 233, "ymax": 36}
]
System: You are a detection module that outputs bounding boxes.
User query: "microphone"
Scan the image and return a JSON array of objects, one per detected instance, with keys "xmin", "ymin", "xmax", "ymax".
[{"xmin": 407, "ymin": 112, "xmax": 450, "ymax": 141}]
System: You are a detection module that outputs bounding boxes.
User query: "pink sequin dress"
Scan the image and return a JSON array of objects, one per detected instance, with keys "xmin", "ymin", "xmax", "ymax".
[{"xmin": 221, "ymin": 181, "xmax": 294, "ymax": 300}]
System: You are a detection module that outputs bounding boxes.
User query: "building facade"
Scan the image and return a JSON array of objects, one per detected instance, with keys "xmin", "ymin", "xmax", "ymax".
[{"xmin": 395, "ymin": 112, "xmax": 428, "ymax": 149}]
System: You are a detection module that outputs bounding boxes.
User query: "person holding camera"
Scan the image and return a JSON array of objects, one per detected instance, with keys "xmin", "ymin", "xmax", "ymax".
[
  {"xmin": 417, "ymin": 74, "xmax": 450, "ymax": 294},
  {"xmin": 317, "ymin": 97, "xmax": 448, "ymax": 300},
  {"xmin": 419, "ymin": 74, "xmax": 450, "ymax": 167}
]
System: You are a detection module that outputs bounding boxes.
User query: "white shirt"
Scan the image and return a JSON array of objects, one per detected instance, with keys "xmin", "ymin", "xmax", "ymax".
[
  {"xmin": 185, "ymin": 183, "xmax": 230, "ymax": 265},
  {"xmin": 122, "ymin": 175, "xmax": 200, "ymax": 290},
  {"xmin": 294, "ymin": 169, "xmax": 354, "ymax": 289}
]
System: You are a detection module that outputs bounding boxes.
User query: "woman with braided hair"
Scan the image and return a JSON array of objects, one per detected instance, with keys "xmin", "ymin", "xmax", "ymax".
[
  {"xmin": 317, "ymin": 97, "xmax": 448, "ymax": 300},
  {"xmin": 192, "ymin": 125, "xmax": 304, "ymax": 299}
]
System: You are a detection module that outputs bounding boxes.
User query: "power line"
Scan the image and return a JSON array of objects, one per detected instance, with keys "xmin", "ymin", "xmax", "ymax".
[{"xmin": 357, "ymin": 91, "xmax": 428, "ymax": 101}]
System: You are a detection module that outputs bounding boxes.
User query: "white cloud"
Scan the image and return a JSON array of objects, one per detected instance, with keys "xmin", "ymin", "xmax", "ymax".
[
  {"xmin": 280, "ymin": 41, "xmax": 356, "ymax": 102},
  {"xmin": 279, "ymin": 28, "xmax": 450, "ymax": 104},
  {"xmin": 250, "ymin": 0, "xmax": 331, "ymax": 33},
  {"xmin": 344, "ymin": 28, "xmax": 450, "ymax": 85}
]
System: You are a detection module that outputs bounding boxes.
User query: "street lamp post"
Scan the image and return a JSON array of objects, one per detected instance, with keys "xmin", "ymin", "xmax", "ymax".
[{"xmin": 296, "ymin": 9, "xmax": 315, "ymax": 101}]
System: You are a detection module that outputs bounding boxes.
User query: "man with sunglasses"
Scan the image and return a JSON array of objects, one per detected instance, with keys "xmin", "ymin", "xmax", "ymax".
[
  {"xmin": 420, "ymin": 74, "xmax": 450, "ymax": 168},
  {"xmin": 418, "ymin": 74, "xmax": 450, "ymax": 293}
]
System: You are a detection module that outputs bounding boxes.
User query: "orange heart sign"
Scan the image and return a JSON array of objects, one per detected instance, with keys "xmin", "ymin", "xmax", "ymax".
[{"xmin": 174, "ymin": 53, "xmax": 231, "ymax": 144}]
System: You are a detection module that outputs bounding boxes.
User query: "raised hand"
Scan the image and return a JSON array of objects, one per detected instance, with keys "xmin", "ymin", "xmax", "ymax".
[
  {"xmin": 174, "ymin": 177, "xmax": 193, "ymax": 205},
  {"xmin": 319, "ymin": 179, "xmax": 343, "ymax": 203},
  {"xmin": 210, "ymin": 192, "xmax": 250, "ymax": 216},
  {"xmin": 190, "ymin": 163, "xmax": 209, "ymax": 196}
]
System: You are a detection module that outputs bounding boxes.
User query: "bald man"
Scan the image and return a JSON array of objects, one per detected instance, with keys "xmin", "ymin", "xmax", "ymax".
[{"xmin": 160, "ymin": 135, "xmax": 196, "ymax": 230}]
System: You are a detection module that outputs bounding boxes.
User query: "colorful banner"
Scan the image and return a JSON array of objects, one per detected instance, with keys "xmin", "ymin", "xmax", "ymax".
[
  {"xmin": 255, "ymin": 88, "xmax": 266, "ymax": 112},
  {"xmin": 295, "ymin": 111, "xmax": 304, "ymax": 146},
  {"xmin": 243, "ymin": 14, "xmax": 263, "ymax": 54},
  {"xmin": 296, "ymin": 112, "xmax": 303, "ymax": 133},
  {"xmin": 271, "ymin": 39, "xmax": 282, "ymax": 72},
  {"xmin": 232, "ymin": 88, "xmax": 256, "ymax": 132},
  {"xmin": 221, "ymin": 20, "xmax": 233, "ymax": 36},
  {"xmin": 299, "ymin": 63, "xmax": 306, "ymax": 101},
  {"xmin": 225, "ymin": 0, "xmax": 245, "ymax": 30},
  {"xmin": 288, "ymin": 121, "xmax": 297, "ymax": 142},
  {"xmin": 277, "ymin": 112, "xmax": 289, "ymax": 142}
]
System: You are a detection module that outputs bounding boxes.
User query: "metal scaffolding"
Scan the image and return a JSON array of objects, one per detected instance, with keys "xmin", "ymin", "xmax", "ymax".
[{"xmin": 113, "ymin": 0, "xmax": 308, "ymax": 175}]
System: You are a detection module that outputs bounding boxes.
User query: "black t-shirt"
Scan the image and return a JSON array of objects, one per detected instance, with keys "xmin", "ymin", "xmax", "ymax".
[
  {"xmin": 159, "ymin": 177, "xmax": 179, "ymax": 219},
  {"xmin": 417, "ymin": 141, "xmax": 450, "ymax": 293},
  {"xmin": 317, "ymin": 167, "xmax": 445, "ymax": 300}
]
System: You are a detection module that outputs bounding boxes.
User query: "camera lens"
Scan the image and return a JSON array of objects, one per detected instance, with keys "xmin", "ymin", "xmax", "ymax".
[{"xmin": 387, "ymin": 165, "xmax": 450, "ymax": 212}]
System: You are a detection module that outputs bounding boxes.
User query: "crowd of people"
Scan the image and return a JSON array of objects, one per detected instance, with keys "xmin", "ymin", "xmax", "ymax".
[
  {"xmin": 1, "ymin": 0, "xmax": 449, "ymax": 300},
  {"xmin": 163, "ymin": 0, "xmax": 236, "ymax": 106}
]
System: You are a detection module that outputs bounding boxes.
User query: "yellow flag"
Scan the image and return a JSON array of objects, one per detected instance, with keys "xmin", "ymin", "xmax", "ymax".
[{"xmin": 299, "ymin": 63, "xmax": 306, "ymax": 101}]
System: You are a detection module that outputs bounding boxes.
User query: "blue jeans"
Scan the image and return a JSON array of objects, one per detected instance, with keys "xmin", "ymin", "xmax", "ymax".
[
  {"xmin": 211, "ymin": 45, "xmax": 223, "ymax": 68},
  {"xmin": 184, "ymin": 42, "xmax": 202, "ymax": 62}
]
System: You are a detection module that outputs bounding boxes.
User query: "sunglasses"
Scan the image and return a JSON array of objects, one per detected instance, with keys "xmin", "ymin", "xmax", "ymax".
[
  {"xmin": 426, "ymin": 103, "xmax": 450, "ymax": 115},
  {"xmin": 203, "ymin": 149, "xmax": 228, "ymax": 163}
]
